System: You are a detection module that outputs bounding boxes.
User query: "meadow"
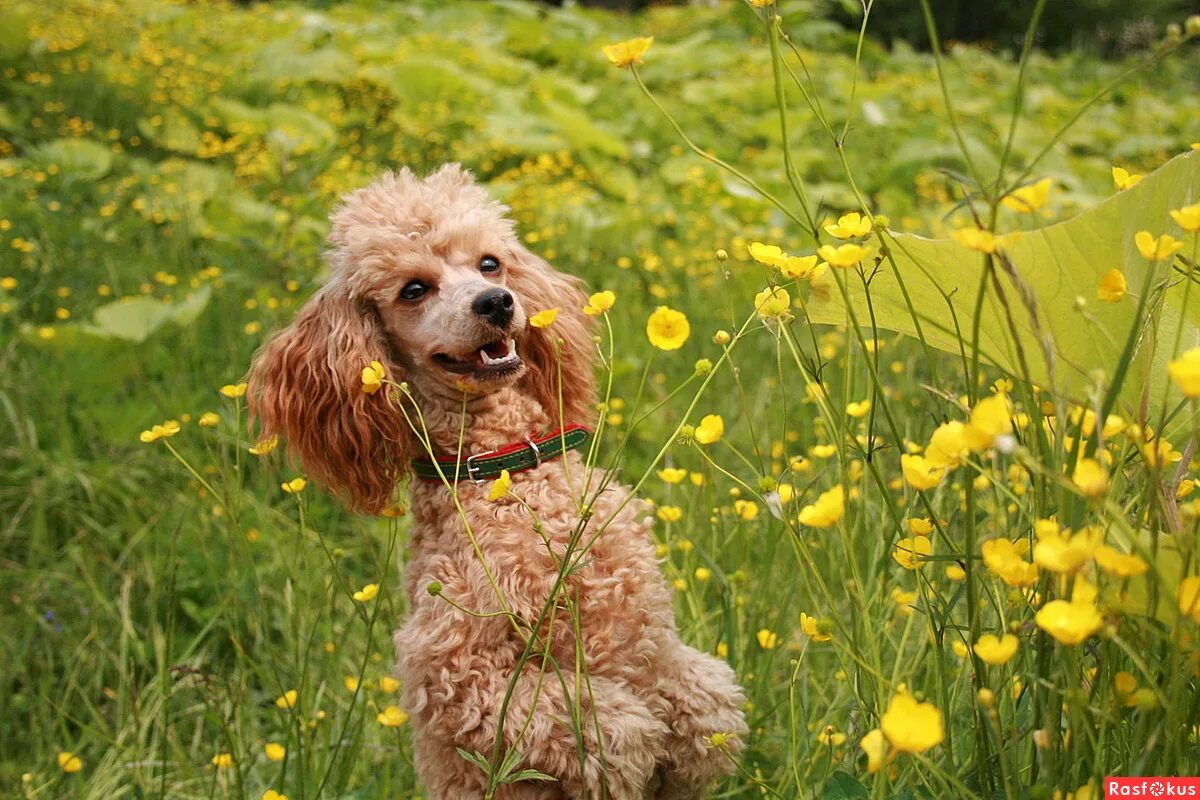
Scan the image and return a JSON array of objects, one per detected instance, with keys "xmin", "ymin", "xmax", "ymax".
[{"xmin": 2, "ymin": 0, "xmax": 1200, "ymax": 798}]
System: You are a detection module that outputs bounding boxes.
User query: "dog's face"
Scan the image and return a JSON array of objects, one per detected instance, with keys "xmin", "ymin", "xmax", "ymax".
[{"xmin": 248, "ymin": 164, "xmax": 597, "ymax": 512}]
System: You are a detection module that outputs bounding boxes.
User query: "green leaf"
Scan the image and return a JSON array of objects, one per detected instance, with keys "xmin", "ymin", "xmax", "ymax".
[
  {"xmin": 807, "ymin": 150, "xmax": 1200, "ymax": 421},
  {"xmin": 822, "ymin": 771, "xmax": 870, "ymax": 800},
  {"xmin": 30, "ymin": 138, "xmax": 113, "ymax": 181},
  {"xmin": 90, "ymin": 287, "xmax": 212, "ymax": 343}
]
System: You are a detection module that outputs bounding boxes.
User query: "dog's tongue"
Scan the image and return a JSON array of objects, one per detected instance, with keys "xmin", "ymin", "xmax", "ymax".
[{"xmin": 482, "ymin": 340, "xmax": 510, "ymax": 359}]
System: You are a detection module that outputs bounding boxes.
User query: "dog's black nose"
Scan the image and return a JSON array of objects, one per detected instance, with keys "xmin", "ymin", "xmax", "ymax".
[{"xmin": 472, "ymin": 287, "xmax": 514, "ymax": 326}]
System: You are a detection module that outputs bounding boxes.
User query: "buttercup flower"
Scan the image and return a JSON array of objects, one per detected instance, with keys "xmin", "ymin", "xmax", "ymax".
[
  {"xmin": 798, "ymin": 485, "xmax": 845, "ymax": 528},
  {"xmin": 817, "ymin": 243, "xmax": 870, "ymax": 268},
  {"xmin": 220, "ymin": 382, "xmax": 247, "ymax": 398},
  {"xmin": 211, "ymin": 753, "xmax": 234, "ymax": 769},
  {"xmin": 951, "ymin": 228, "xmax": 998, "ymax": 254},
  {"xmin": 753, "ymin": 286, "xmax": 790, "ymax": 318},
  {"xmin": 694, "ymin": 414, "xmax": 725, "ymax": 445},
  {"xmin": 780, "ymin": 255, "xmax": 822, "ymax": 280},
  {"xmin": 263, "ymin": 791, "xmax": 288, "ymax": 800},
  {"xmin": 733, "ymin": 499, "xmax": 758, "ymax": 520},
  {"xmin": 908, "ymin": 517, "xmax": 934, "ymax": 536},
  {"xmin": 380, "ymin": 676, "xmax": 401, "ymax": 693},
  {"xmin": 657, "ymin": 467, "xmax": 687, "ymax": 484},
  {"xmin": 1170, "ymin": 203, "xmax": 1200, "ymax": 232},
  {"xmin": 488, "ymin": 469, "xmax": 512, "ymax": 501},
  {"xmin": 756, "ymin": 628, "xmax": 779, "ymax": 649},
  {"xmin": 901, "ymin": 454, "xmax": 946, "ymax": 490},
  {"xmin": 281, "ymin": 477, "xmax": 307, "ymax": 494},
  {"xmin": 139, "ymin": 419, "xmax": 181, "ymax": 443},
  {"xmin": 1001, "ymin": 177, "xmax": 1052, "ymax": 213},
  {"xmin": 860, "ymin": 728, "xmax": 887, "ymax": 773},
  {"xmin": 1071, "ymin": 458, "xmax": 1109, "ymax": 498},
  {"xmin": 982, "ymin": 539, "xmax": 1040, "ymax": 587},
  {"xmin": 800, "ymin": 612, "xmax": 832, "ymax": 642},
  {"xmin": 925, "ymin": 421, "xmax": 968, "ymax": 468},
  {"xmin": 1033, "ymin": 523, "xmax": 1101, "ymax": 573},
  {"xmin": 1096, "ymin": 269, "xmax": 1126, "ymax": 302},
  {"xmin": 353, "ymin": 583, "xmax": 379, "ymax": 603},
  {"xmin": 646, "ymin": 306, "xmax": 690, "ymax": 350},
  {"xmin": 583, "ymin": 290, "xmax": 616, "ymax": 315},
  {"xmin": 1168, "ymin": 348, "xmax": 1200, "ymax": 397},
  {"xmin": 1093, "ymin": 545, "xmax": 1148, "ymax": 578},
  {"xmin": 817, "ymin": 726, "xmax": 847, "ymax": 746},
  {"xmin": 973, "ymin": 633, "xmax": 1019, "ymax": 665},
  {"xmin": 846, "ymin": 399, "xmax": 871, "ymax": 418},
  {"xmin": 529, "ymin": 308, "xmax": 558, "ymax": 328},
  {"xmin": 602, "ymin": 36, "xmax": 653, "ymax": 68},
  {"xmin": 963, "ymin": 393, "xmax": 1012, "ymax": 451},
  {"xmin": 1111, "ymin": 166, "xmax": 1143, "ymax": 190},
  {"xmin": 57, "ymin": 752, "xmax": 83, "ymax": 773},
  {"xmin": 361, "ymin": 360, "xmax": 385, "ymax": 394},
  {"xmin": 1179, "ymin": 576, "xmax": 1200, "ymax": 623},
  {"xmin": 748, "ymin": 242, "xmax": 787, "ymax": 268},
  {"xmin": 1036, "ymin": 596, "xmax": 1102, "ymax": 645},
  {"xmin": 198, "ymin": 411, "xmax": 220, "ymax": 427},
  {"xmin": 264, "ymin": 743, "xmax": 286, "ymax": 762},
  {"xmin": 892, "ymin": 536, "xmax": 932, "ymax": 570},
  {"xmin": 824, "ymin": 212, "xmax": 873, "ymax": 239},
  {"xmin": 274, "ymin": 689, "xmax": 298, "ymax": 709},
  {"xmin": 656, "ymin": 505, "xmax": 683, "ymax": 522},
  {"xmin": 377, "ymin": 705, "xmax": 409, "ymax": 727},
  {"xmin": 880, "ymin": 691, "xmax": 944, "ymax": 753},
  {"xmin": 249, "ymin": 435, "xmax": 279, "ymax": 456},
  {"xmin": 1135, "ymin": 231, "xmax": 1183, "ymax": 261}
]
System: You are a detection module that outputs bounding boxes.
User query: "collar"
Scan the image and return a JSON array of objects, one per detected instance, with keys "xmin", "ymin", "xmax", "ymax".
[{"xmin": 411, "ymin": 424, "xmax": 592, "ymax": 484}]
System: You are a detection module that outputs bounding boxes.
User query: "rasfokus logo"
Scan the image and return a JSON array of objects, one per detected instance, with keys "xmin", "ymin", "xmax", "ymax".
[{"xmin": 1106, "ymin": 778, "xmax": 1200, "ymax": 798}]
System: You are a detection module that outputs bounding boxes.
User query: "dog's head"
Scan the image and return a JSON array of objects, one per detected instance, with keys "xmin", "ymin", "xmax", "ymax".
[{"xmin": 248, "ymin": 164, "xmax": 595, "ymax": 512}]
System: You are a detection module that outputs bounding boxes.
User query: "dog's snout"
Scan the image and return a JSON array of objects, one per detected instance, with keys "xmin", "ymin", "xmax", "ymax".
[{"xmin": 472, "ymin": 287, "xmax": 514, "ymax": 326}]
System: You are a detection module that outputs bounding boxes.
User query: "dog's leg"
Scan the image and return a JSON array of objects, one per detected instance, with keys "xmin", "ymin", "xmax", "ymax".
[{"xmin": 650, "ymin": 641, "xmax": 748, "ymax": 800}]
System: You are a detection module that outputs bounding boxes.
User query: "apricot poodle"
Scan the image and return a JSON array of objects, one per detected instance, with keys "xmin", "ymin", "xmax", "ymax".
[{"xmin": 248, "ymin": 164, "xmax": 747, "ymax": 799}]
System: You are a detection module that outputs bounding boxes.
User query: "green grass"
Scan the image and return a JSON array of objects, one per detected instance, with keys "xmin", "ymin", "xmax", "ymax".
[{"xmin": 2, "ymin": 0, "xmax": 1200, "ymax": 798}]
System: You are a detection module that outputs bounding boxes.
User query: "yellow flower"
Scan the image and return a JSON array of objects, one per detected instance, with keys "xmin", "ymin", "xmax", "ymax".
[
  {"xmin": 274, "ymin": 689, "xmax": 298, "ymax": 709},
  {"xmin": 361, "ymin": 360, "xmax": 385, "ymax": 394},
  {"xmin": 646, "ymin": 306, "xmax": 690, "ymax": 350},
  {"xmin": 908, "ymin": 517, "xmax": 934, "ymax": 536},
  {"xmin": 892, "ymin": 536, "xmax": 932, "ymax": 570},
  {"xmin": 379, "ymin": 676, "xmax": 401, "ymax": 693},
  {"xmin": 693, "ymin": 566, "xmax": 711, "ymax": 582},
  {"xmin": 529, "ymin": 308, "xmax": 559, "ymax": 328},
  {"xmin": 817, "ymin": 243, "xmax": 870, "ymax": 268},
  {"xmin": 602, "ymin": 36, "xmax": 653, "ymax": 68},
  {"xmin": 1135, "ymin": 231, "xmax": 1183, "ymax": 261},
  {"xmin": 264, "ymin": 742, "xmax": 286, "ymax": 762},
  {"xmin": 860, "ymin": 728, "xmax": 887, "ymax": 773},
  {"xmin": 344, "ymin": 676, "xmax": 360, "ymax": 692},
  {"xmin": 211, "ymin": 753, "xmax": 234, "ymax": 769},
  {"xmin": 1096, "ymin": 269, "xmax": 1126, "ymax": 302},
  {"xmin": 1111, "ymin": 166, "xmax": 1143, "ymax": 190},
  {"xmin": 797, "ymin": 484, "xmax": 845, "ymax": 528},
  {"xmin": 817, "ymin": 725, "xmax": 847, "ymax": 746},
  {"xmin": 1170, "ymin": 203, "xmax": 1200, "ymax": 232},
  {"xmin": 139, "ymin": 419, "xmax": 181, "ymax": 443},
  {"xmin": 1093, "ymin": 545, "xmax": 1148, "ymax": 578},
  {"xmin": 748, "ymin": 0, "xmax": 775, "ymax": 6},
  {"xmin": 846, "ymin": 399, "xmax": 871, "ymax": 418},
  {"xmin": 583, "ymin": 290, "xmax": 616, "ymax": 315},
  {"xmin": 657, "ymin": 467, "xmax": 687, "ymax": 484},
  {"xmin": 57, "ymin": 752, "xmax": 83, "ymax": 773},
  {"xmin": 1178, "ymin": 576, "xmax": 1200, "ymax": 623},
  {"xmin": 1169, "ymin": 348, "xmax": 1200, "ymax": 397},
  {"xmin": 780, "ymin": 255, "xmax": 823, "ymax": 280},
  {"xmin": 733, "ymin": 499, "xmax": 758, "ymax": 521},
  {"xmin": 946, "ymin": 564, "xmax": 967, "ymax": 581},
  {"xmin": 220, "ymin": 382, "xmax": 248, "ymax": 398},
  {"xmin": 756, "ymin": 628, "xmax": 778, "ymax": 649},
  {"xmin": 925, "ymin": 421, "xmax": 968, "ymax": 468},
  {"xmin": 249, "ymin": 435, "xmax": 279, "ymax": 456},
  {"xmin": 281, "ymin": 477, "xmax": 307, "ymax": 494},
  {"xmin": 1033, "ymin": 524, "xmax": 1100, "ymax": 573},
  {"xmin": 963, "ymin": 393, "xmax": 1012, "ymax": 451},
  {"xmin": 1001, "ymin": 177, "xmax": 1052, "ymax": 213},
  {"xmin": 973, "ymin": 633, "xmax": 1019, "ymax": 666},
  {"xmin": 951, "ymin": 228, "xmax": 998, "ymax": 254},
  {"xmin": 748, "ymin": 242, "xmax": 788, "ymax": 267},
  {"xmin": 198, "ymin": 411, "xmax": 220, "ymax": 427},
  {"xmin": 1071, "ymin": 458, "xmax": 1109, "ymax": 498},
  {"xmin": 900, "ymin": 454, "xmax": 946, "ymax": 490},
  {"xmin": 656, "ymin": 505, "xmax": 683, "ymax": 522},
  {"xmin": 880, "ymin": 691, "xmax": 944, "ymax": 753},
  {"xmin": 376, "ymin": 705, "xmax": 410, "ymax": 727},
  {"xmin": 824, "ymin": 212, "xmax": 873, "ymax": 239},
  {"xmin": 704, "ymin": 732, "xmax": 736, "ymax": 749},
  {"xmin": 1035, "ymin": 597, "xmax": 1103, "ymax": 645},
  {"xmin": 753, "ymin": 286, "xmax": 790, "ymax": 318},
  {"xmin": 0, "ymin": 276, "xmax": 16, "ymax": 290},
  {"xmin": 981, "ymin": 539, "xmax": 1040, "ymax": 587},
  {"xmin": 487, "ymin": 469, "xmax": 512, "ymax": 501},
  {"xmin": 800, "ymin": 612, "xmax": 832, "ymax": 642},
  {"xmin": 263, "ymin": 791, "xmax": 288, "ymax": 800},
  {"xmin": 353, "ymin": 583, "xmax": 379, "ymax": 603},
  {"xmin": 694, "ymin": 414, "xmax": 725, "ymax": 445}
]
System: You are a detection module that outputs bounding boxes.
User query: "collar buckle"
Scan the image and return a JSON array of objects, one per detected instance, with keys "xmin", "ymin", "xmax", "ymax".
[
  {"xmin": 524, "ymin": 435, "xmax": 543, "ymax": 466},
  {"xmin": 464, "ymin": 453, "xmax": 487, "ymax": 484}
]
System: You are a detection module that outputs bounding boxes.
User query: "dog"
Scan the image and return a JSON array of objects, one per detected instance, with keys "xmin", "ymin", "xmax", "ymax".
[{"xmin": 248, "ymin": 164, "xmax": 747, "ymax": 799}]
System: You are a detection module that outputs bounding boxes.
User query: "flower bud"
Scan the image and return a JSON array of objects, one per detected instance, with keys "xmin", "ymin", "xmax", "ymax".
[
  {"xmin": 1187, "ymin": 15, "xmax": 1200, "ymax": 37},
  {"xmin": 713, "ymin": 329, "xmax": 731, "ymax": 345},
  {"xmin": 716, "ymin": 249, "xmax": 728, "ymax": 262},
  {"xmin": 694, "ymin": 358, "xmax": 713, "ymax": 376},
  {"xmin": 426, "ymin": 580, "xmax": 443, "ymax": 597}
]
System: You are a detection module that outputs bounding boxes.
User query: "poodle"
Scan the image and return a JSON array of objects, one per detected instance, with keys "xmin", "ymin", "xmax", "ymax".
[{"xmin": 248, "ymin": 164, "xmax": 747, "ymax": 799}]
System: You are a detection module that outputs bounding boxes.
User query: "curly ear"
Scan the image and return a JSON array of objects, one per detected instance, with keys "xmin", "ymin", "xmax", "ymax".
[
  {"xmin": 248, "ymin": 281, "xmax": 413, "ymax": 514},
  {"xmin": 507, "ymin": 247, "xmax": 597, "ymax": 428}
]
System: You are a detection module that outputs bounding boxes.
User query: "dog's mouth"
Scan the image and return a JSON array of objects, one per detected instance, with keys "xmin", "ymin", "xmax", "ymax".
[{"xmin": 432, "ymin": 337, "xmax": 523, "ymax": 379}]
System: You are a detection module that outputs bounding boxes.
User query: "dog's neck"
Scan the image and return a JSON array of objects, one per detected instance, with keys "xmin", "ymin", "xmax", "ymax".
[{"xmin": 413, "ymin": 385, "xmax": 556, "ymax": 456}]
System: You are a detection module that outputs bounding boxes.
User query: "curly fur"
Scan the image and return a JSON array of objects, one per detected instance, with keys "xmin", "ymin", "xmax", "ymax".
[{"xmin": 249, "ymin": 164, "xmax": 747, "ymax": 799}]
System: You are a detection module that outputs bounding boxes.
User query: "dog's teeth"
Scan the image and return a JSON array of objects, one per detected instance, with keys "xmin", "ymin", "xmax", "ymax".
[{"xmin": 478, "ymin": 339, "xmax": 518, "ymax": 367}]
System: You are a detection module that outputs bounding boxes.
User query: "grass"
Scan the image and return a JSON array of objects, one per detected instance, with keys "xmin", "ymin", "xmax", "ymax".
[{"xmin": 2, "ymin": 0, "xmax": 1200, "ymax": 798}]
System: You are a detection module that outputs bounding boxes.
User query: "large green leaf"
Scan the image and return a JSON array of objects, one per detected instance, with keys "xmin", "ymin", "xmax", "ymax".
[
  {"xmin": 808, "ymin": 151, "xmax": 1200, "ymax": 418},
  {"xmin": 30, "ymin": 138, "xmax": 113, "ymax": 180},
  {"xmin": 89, "ymin": 286, "xmax": 212, "ymax": 343}
]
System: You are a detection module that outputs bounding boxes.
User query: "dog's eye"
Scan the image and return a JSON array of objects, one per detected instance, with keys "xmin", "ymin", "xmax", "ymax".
[
  {"xmin": 399, "ymin": 281, "xmax": 428, "ymax": 301},
  {"xmin": 479, "ymin": 255, "xmax": 501, "ymax": 274}
]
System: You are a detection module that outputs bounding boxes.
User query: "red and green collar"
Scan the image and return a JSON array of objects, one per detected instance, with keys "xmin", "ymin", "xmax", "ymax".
[{"xmin": 412, "ymin": 424, "xmax": 592, "ymax": 483}]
